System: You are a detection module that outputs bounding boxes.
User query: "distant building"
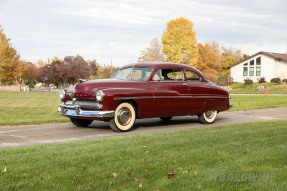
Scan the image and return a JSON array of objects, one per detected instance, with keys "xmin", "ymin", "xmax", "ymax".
[{"xmin": 230, "ymin": 51, "xmax": 287, "ymax": 83}]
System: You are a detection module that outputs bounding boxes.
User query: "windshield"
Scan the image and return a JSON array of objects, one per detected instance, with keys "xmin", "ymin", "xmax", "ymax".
[{"xmin": 112, "ymin": 67, "xmax": 152, "ymax": 80}]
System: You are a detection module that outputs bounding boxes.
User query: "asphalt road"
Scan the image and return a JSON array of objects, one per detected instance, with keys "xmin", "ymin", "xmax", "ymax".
[{"xmin": 1, "ymin": 107, "xmax": 286, "ymax": 149}]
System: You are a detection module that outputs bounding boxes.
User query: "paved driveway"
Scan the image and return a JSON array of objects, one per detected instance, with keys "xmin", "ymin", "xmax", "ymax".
[{"xmin": 0, "ymin": 107, "xmax": 286, "ymax": 149}]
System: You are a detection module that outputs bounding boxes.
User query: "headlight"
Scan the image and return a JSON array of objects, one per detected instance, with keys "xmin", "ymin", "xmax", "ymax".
[
  {"xmin": 96, "ymin": 90, "xmax": 104, "ymax": 102},
  {"xmin": 59, "ymin": 89, "xmax": 66, "ymax": 99}
]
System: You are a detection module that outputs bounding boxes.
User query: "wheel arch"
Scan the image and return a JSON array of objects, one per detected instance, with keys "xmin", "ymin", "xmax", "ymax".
[{"xmin": 117, "ymin": 99, "xmax": 139, "ymax": 119}]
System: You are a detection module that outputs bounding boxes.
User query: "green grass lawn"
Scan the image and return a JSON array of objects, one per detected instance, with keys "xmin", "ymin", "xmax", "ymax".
[
  {"xmin": 0, "ymin": 90, "xmax": 286, "ymax": 126},
  {"xmin": 0, "ymin": 91, "xmax": 68, "ymax": 126},
  {"xmin": 1, "ymin": 120, "xmax": 286, "ymax": 190},
  {"xmin": 230, "ymin": 95, "xmax": 287, "ymax": 111},
  {"xmin": 229, "ymin": 82, "xmax": 287, "ymax": 94}
]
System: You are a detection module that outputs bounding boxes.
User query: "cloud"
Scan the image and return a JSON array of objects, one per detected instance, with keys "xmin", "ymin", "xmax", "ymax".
[{"xmin": 1, "ymin": 0, "xmax": 286, "ymax": 66}]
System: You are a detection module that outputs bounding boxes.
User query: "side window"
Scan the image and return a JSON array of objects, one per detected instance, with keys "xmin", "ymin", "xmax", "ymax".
[
  {"xmin": 152, "ymin": 69, "xmax": 161, "ymax": 81},
  {"xmin": 185, "ymin": 70, "xmax": 200, "ymax": 81},
  {"xmin": 162, "ymin": 68, "xmax": 183, "ymax": 81}
]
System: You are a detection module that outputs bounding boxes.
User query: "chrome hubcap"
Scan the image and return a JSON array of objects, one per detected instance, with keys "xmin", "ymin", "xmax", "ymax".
[
  {"xmin": 117, "ymin": 107, "xmax": 131, "ymax": 125},
  {"xmin": 205, "ymin": 111, "xmax": 214, "ymax": 119}
]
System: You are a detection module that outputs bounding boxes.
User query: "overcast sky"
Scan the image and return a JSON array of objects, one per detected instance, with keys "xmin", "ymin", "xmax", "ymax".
[{"xmin": 1, "ymin": 0, "xmax": 286, "ymax": 67}]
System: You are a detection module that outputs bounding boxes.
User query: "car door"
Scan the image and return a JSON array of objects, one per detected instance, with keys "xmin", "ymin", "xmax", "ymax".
[
  {"xmin": 184, "ymin": 69, "xmax": 208, "ymax": 114},
  {"xmin": 152, "ymin": 68, "xmax": 191, "ymax": 116}
]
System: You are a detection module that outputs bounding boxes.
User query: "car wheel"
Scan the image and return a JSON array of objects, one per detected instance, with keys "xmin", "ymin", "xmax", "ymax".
[
  {"xmin": 160, "ymin": 117, "xmax": 172, "ymax": 121},
  {"xmin": 109, "ymin": 102, "xmax": 136, "ymax": 132},
  {"xmin": 198, "ymin": 110, "xmax": 217, "ymax": 124},
  {"xmin": 70, "ymin": 118, "xmax": 93, "ymax": 127}
]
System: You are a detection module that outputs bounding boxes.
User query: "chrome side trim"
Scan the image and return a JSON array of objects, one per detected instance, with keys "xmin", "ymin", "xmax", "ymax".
[
  {"xmin": 58, "ymin": 105, "xmax": 114, "ymax": 118},
  {"xmin": 193, "ymin": 95, "xmax": 228, "ymax": 99},
  {"xmin": 114, "ymin": 96, "xmax": 153, "ymax": 100},
  {"xmin": 114, "ymin": 95, "xmax": 228, "ymax": 100}
]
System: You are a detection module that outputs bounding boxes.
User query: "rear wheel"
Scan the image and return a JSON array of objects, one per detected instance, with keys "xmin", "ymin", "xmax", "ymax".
[
  {"xmin": 160, "ymin": 117, "xmax": 172, "ymax": 121},
  {"xmin": 70, "ymin": 118, "xmax": 93, "ymax": 127},
  {"xmin": 109, "ymin": 102, "xmax": 136, "ymax": 132},
  {"xmin": 198, "ymin": 110, "xmax": 217, "ymax": 124}
]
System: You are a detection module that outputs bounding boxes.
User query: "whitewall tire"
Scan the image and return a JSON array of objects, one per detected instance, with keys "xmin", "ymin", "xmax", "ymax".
[
  {"xmin": 109, "ymin": 102, "xmax": 136, "ymax": 132},
  {"xmin": 198, "ymin": 110, "xmax": 217, "ymax": 124}
]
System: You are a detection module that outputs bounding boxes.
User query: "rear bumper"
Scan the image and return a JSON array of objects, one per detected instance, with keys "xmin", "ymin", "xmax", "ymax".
[{"xmin": 58, "ymin": 104, "xmax": 114, "ymax": 118}]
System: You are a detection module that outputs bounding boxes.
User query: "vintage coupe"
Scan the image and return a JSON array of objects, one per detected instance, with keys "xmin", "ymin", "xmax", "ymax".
[{"xmin": 58, "ymin": 62, "xmax": 231, "ymax": 132}]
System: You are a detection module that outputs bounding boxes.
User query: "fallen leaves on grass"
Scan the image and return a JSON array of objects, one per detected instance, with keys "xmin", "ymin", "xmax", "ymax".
[
  {"xmin": 167, "ymin": 170, "xmax": 176, "ymax": 179},
  {"xmin": 112, "ymin": 172, "xmax": 117, "ymax": 178},
  {"xmin": 138, "ymin": 183, "xmax": 143, "ymax": 188}
]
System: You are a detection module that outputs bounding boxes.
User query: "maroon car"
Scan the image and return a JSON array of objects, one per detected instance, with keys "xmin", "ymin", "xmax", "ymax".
[{"xmin": 58, "ymin": 62, "xmax": 231, "ymax": 132}]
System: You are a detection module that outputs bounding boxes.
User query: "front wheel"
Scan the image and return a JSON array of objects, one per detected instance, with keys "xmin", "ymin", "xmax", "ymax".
[
  {"xmin": 70, "ymin": 118, "xmax": 93, "ymax": 127},
  {"xmin": 198, "ymin": 110, "xmax": 217, "ymax": 124},
  {"xmin": 109, "ymin": 102, "xmax": 136, "ymax": 132}
]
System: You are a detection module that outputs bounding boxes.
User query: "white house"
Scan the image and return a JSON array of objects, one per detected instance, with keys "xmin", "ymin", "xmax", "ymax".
[{"xmin": 230, "ymin": 51, "xmax": 287, "ymax": 83}]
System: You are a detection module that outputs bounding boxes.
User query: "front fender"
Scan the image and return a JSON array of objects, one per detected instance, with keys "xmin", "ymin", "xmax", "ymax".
[{"xmin": 100, "ymin": 88, "xmax": 153, "ymax": 110}]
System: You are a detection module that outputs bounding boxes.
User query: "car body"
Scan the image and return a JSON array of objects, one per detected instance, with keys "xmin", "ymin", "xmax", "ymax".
[{"xmin": 58, "ymin": 62, "xmax": 231, "ymax": 132}]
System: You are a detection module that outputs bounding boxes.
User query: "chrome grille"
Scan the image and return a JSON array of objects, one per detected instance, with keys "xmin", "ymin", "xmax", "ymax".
[{"xmin": 65, "ymin": 100, "xmax": 102, "ymax": 110}]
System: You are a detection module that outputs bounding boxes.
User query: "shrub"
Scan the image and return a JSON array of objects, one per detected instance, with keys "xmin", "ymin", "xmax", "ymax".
[
  {"xmin": 271, "ymin": 77, "xmax": 281, "ymax": 83},
  {"xmin": 244, "ymin": 78, "xmax": 253, "ymax": 85},
  {"xmin": 283, "ymin": 79, "xmax": 287, "ymax": 83},
  {"xmin": 257, "ymin": 77, "xmax": 266, "ymax": 83}
]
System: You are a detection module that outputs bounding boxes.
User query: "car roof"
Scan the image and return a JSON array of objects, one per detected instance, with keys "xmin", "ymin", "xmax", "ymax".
[
  {"xmin": 124, "ymin": 62, "xmax": 205, "ymax": 76},
  {"xmin": 120, "ymin": 62, "xmax": 208, "ymax": 81},
  {"xmin": 123, "ymin": 62, "xmax": 195, "ymax": 70}
]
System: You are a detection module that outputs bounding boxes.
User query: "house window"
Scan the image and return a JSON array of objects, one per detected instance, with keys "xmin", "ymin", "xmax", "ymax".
[
  {"xmin": 249, "ymin": 67, "xmax": 254, "ymax": 76},
  {"xmin": 256, "ymin": 57, "xmax": 261, "ymax": 65},
  {"xmin": 244, "ymin": 63, "xmax": 248, "ymax": 66},
  {"xmin": 250, "ymin": 60, "xmax": 254, "ymax": 66},
  {"xmin": 243, "ymin": 67, "xmax": 248, "ymax": 76},
  {"xmin": 256, "ymin": 67, "xmax": 261, "ymax": 76}
]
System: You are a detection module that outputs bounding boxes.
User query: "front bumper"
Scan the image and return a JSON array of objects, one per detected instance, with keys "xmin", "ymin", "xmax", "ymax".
[{"xmin": 58, "ymin": 100, "xmax": 114, "ymax": 118}]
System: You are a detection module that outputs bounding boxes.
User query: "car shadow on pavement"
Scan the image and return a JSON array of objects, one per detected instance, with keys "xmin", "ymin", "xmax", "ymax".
[
  {"xmin": 132, "ymin": 116, "xmax": 201, "ymax": 130},
  {"xmin": 83, "ymin": 115, "xmax": 226, "ymax": 132}
]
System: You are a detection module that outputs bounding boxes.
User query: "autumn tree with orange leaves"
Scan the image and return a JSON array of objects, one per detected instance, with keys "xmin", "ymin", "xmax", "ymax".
[
  {"xmin": 162, "ymin": 17, "xmax": 199, "ymax": 66},
  {"xmin": 0, "ymin": 27, "xmax": 22, "ymax": 85},
  {"xmin": 196, "ymin": 42, "xmax": 221, "ymax": 83}
]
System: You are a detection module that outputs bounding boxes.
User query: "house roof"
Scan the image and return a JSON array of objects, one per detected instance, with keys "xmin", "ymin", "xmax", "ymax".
[{"xmin": 230, "ymin": 51, "xmax": 287, "ymax": 68}]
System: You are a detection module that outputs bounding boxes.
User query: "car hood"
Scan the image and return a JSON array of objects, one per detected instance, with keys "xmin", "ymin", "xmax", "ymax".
[{"xmin": 68, "ymin": 79, "xmax": 147, "ymax": 99}]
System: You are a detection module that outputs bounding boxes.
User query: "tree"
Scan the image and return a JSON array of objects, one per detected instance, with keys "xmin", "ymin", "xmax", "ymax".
[
  {"xmin": 161, "ymin": 17, "xmax": 199, "ymax": 66},
  {"xmin": 87, "ymin": 59, "xmax": 98, "ymax": 78},
  {"xmin": 37, "ymin": 64, "xmax": 52, "ymax": 90},
  {"xmin": 91, "ymin": 64, "xmax": 118, "ymax": 79},
  {"xmin": 49, "ymin": 60, "xmax": 65, "ymax": 88},
  {"xmin": 196, "ymin": 43, "xmax": 221, "ymax": 83},
  {"xmin": 61, "ymin": 55, "xmax": 98, "ymax": 85},
  {"xmin": 220, "ymin": 47, "xmax": 243, "ymax": 75},
  {"xmin": 0, "ymin": 27, "xmax": 20, "ymax": 85},
  {"xmin": 37, "ymin": 56, "xmax": 99, "ymax": 88},
  {"xmin": 219, "ymin": 47, "xmax": 243, "ymax": 85},
  {"xmin": 35, "ymin": 59, "xmax": 45, "ymax": 68},
  {"xmin": 138, "ymin": 37, "xmax": 165, "ymax": 62},
  {"xmin": 21, "ymin": 62, "xmax": 38, "ymax": 91}
]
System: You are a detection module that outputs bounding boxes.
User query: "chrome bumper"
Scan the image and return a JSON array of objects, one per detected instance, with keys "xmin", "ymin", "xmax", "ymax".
[{"xmin": 58, "ymin": 103, "xmax": 114, "ymax": 118}]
